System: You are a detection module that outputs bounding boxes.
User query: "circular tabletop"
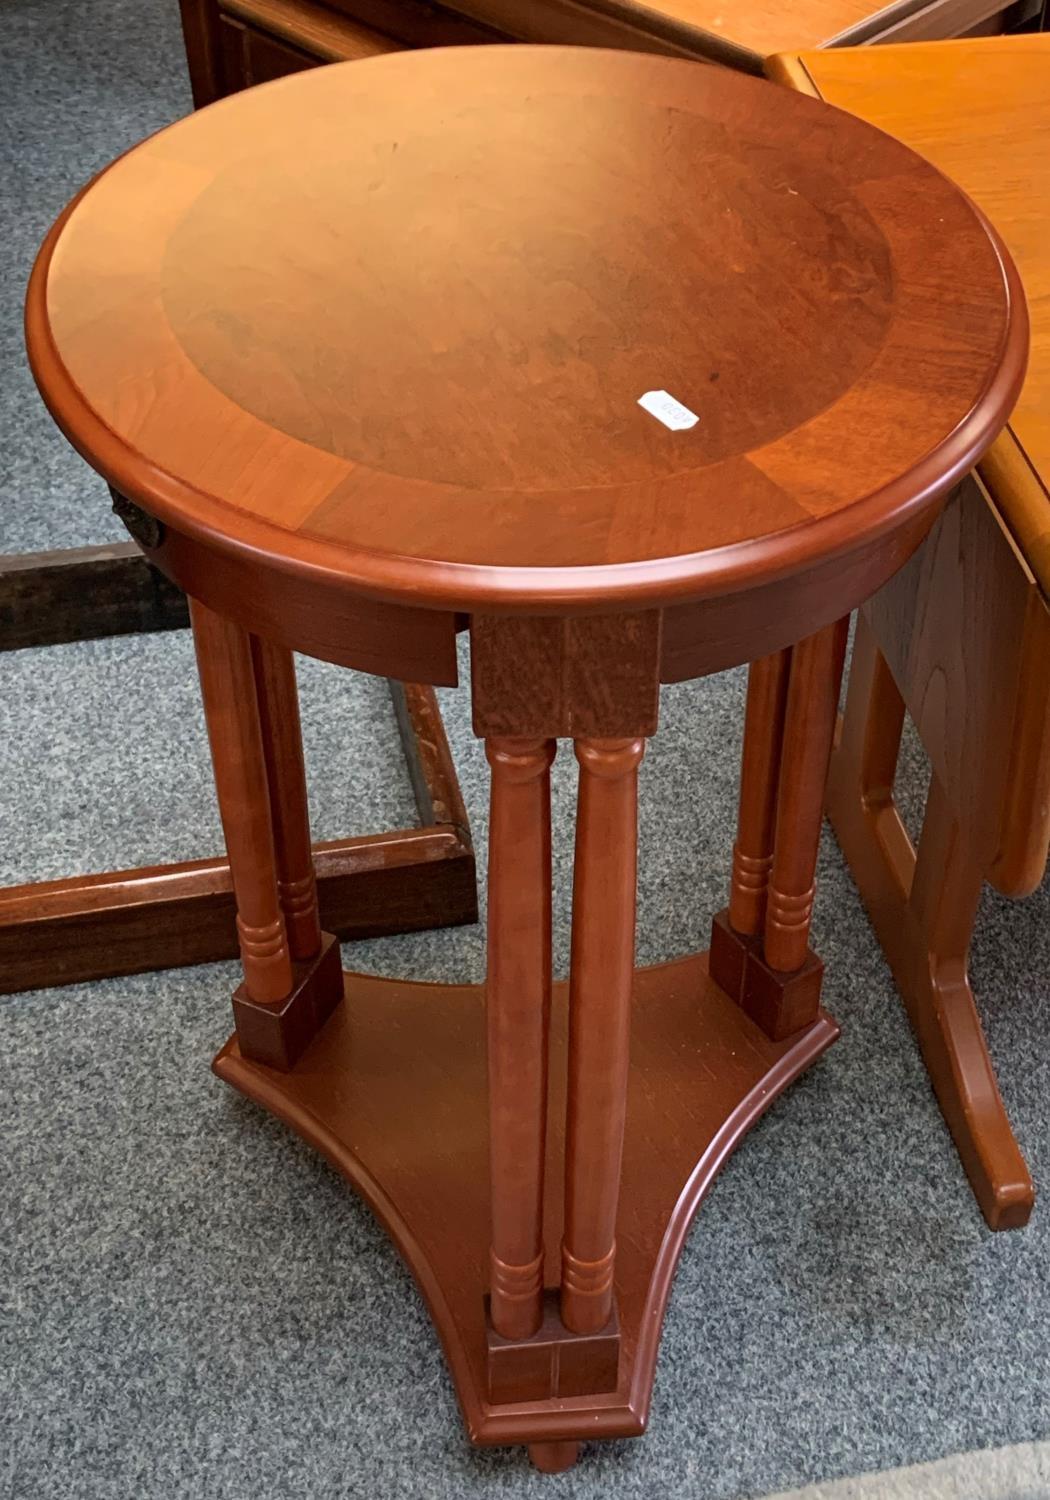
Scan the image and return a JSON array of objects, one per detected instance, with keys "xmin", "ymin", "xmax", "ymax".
[{"xmin": 28, "ymin": 46, "xmax": 1026, "ymax": 613}]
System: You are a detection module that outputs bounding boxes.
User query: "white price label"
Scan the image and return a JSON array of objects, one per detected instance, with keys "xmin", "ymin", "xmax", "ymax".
[{"xmin": 637, "ymin": 389, "xmax": 700, "ymax": 432}]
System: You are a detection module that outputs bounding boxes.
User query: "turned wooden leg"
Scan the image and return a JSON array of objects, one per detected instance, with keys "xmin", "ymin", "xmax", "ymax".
[
  {"xmin": 486, "ymin": 737, "xmax": 556, "ymax": 1342},
  {"xmin": 730, "ymin": 649, "xmax": 792, "ymax": 936},
  {"xmin": 561, "ymin": 738, "xmax": 644, "ymax": 1337},
  {"xmin": 765, "ymin": 617, "xmax": 849, "ymax": 972},
  {"xmin": 250, "ymin": 637, "xmax": 322, "ymax": 961},
  {"xmin": 190, "ymin": 599, "xmax": 293, "ymax": 1004},
  {"xmin": 710, "ymin": 650, "xmax": 791, "ymax": 1000},
  {"xmin": 734, "ymin": 618, "xmax": 848, "ymax": 1039}
]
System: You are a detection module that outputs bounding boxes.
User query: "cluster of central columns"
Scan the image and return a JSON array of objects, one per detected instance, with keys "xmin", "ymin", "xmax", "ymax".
[
  {"xmin": 482, "ymin": 615, "xmax": 850, "ymax": 1349},
  {"xmin": 485, "ymin": 734, "xmax": 645, "ymax": 1342}
]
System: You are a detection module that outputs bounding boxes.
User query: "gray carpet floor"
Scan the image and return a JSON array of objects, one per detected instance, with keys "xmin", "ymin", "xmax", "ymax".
[
  {"xmin": 770, "ymin": 1441, "xmax": 1050, "ymax": 1500},
  {"xmin": 1, "ymin": 0, "xmax": 192, "ymax": 555},
  {"xmin": 5, "ymin": 631, "xmax": 1050, "ymax": 1500},
  {"xmin": 3, "ymin": 3, "xmax": 1050, "ymax": 1498}
]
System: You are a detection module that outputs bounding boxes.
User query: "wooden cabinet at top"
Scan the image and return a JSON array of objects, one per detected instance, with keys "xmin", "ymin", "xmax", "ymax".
[
  {"xmin": 179, "ymin": 0, "xmax": 491, "ymax": 104},
  {"xmin": 179, "ymin": 0, "xmax": 1040, "ymax": 104}
]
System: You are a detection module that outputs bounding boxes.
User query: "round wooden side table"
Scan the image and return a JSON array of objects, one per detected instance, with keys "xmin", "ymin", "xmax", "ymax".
[{"xmin": 27, "ymin": 47, "xmax": 1026, "ymax": 1472}]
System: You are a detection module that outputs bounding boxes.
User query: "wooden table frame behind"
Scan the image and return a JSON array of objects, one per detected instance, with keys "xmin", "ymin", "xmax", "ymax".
[
  {"xmin": 768, "ymin": 38, "xmax": 1050, "ymax": 1231},
  {"xmin": 0, "ymin": 500, "xmax": 477, "ymax": 996},
  {"xmin": 825, "ymin": 472, "xmax": 1049, "ymax": 1232},
  {"xmin": 4, "ymin": 23, "xmax": 480, "ymax": 989},
  {"xmin": 176, "ymin": 0, "xmax": 1041, "ymax": 107}
]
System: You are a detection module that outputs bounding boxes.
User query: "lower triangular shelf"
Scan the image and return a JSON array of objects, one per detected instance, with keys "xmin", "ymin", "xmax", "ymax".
[{"xmin": 214, "ymin": 952, "xmax": 838, "ymax": 1448}]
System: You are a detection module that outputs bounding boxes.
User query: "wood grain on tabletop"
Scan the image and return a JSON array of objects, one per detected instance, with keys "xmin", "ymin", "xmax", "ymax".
[
  {"xmin": 769, "ymin": 34, "xmax": 1050, "ymax": 592},
  {"xmin": 27, "ymin": 45, "xmax": 1024, "ymax": 614}
]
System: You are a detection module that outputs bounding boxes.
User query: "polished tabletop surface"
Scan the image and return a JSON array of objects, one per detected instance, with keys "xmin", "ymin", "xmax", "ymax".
[
  {"xmin": 771, "ymin": 35, "xmax": 1049, "ymax": 589},
  {"xmin": 29, "ymin": 46, "xmax": 1025, "ymax": 611}
]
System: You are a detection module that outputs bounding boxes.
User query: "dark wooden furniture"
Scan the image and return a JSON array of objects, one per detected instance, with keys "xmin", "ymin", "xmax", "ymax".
[
  {"xmin": 3, "ymin": 0, "xmax": 481, "ymax": 994},
  {"xmin": 177, "ymin": 0, "xmax": 1038, "ymax": 105},
  {"xmin": 770, "ymin": 34, "xmax": 1050, "ymax": 1231},
  {"xmin": 0, "ymin": 677, "xmax": 474, "ymax": 994},
  {"xmin": 1, "ymin": 492, "xmax": 476, "ymax": 995},
  {"xmin": 27, "ymin": 47, "xmax": 1025, "ymax": 1468}
]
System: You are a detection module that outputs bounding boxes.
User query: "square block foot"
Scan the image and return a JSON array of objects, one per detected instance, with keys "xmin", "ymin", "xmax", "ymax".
[
  {"xmin": 232, "ymin": 932, "xmax": 343, "ymax": 1070},
  {"xmin": 709, "ymin": 909, "xmax": 761, "ymax": 1002},
  {"xmin": 742, "ymin": 945, "xmax": 824, "ymax": 1041},
  {"xmin": 486, "ymin": 1289, "xmax": 620, "ymax": 1404}
]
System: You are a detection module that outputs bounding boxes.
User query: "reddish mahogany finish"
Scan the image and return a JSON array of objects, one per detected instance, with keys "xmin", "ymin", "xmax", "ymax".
[
  {"xmin": 250, "ymin": 636, "xmax": 323, "ymax": 961},
  {"xmin": 28, "ymin": 49, "xmax": 1025, "ymax": 627},
  {"xmin": 562, "ymin": 738, "xmax": 644, "ymax": 1338},
  {"xmin": 765, "ymin": 618, "xmax": 850, "ymax": 973},
  {"xmin": 729, "ymin": 651, "xmax": 791, "ymax": 938},
  {"xmin": 213, "ymin": 958, "xmax": 840, "ymax": 1448},
  {"xmin": 190, "ymin": 598, "xmax": 294, "ymax": 1004},
  {"xmin": 26, "ymin": 46, "xmax": 1026, "ymax": 1472},
  {"xmin": 486, "ymin": 737, "xmax": 556, "ymax": 1341},
  {"xmin": 528, "ymin": 1440, "xmax": 582, "ymax": 1475}
]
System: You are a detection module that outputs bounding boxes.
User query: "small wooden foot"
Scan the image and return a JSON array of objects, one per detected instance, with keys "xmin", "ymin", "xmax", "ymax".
[
  {"xmin": 709, "ymin": 908, "xmax": 757, "ymax": 1003},
  {"xmin": 710, "ymin": 909, "xmax": 824, "ymax": 1040},
  {"xmin": 910, "ymin": 964, "xmax": 1033, "ymax": 1230},
  {"xmin": 231, "ymin": 932, "xmax": 343, "ymax": 1070},
  {"xmin": 528, "ymin": 1441, "xmax": 581, "ymax": 1474},
  {"xmin": 741, "ymin": 945, "xmax": 825, "ymax": 1042}
]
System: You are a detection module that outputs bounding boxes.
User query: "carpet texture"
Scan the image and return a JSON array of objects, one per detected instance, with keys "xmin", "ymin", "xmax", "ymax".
[
  {"xmin": 4, "ymin": 633, "xmax": 1050, "ymax": 1500},
  {"xmin": 769, "ymin": 1441, "xmax": 1050, "ymax": 1500},
  {"xmin": 1, "ymin": 0, "xmax": 191, "ymax": 555},
  {"xmin": 3, "ymin": 3, "xmax": 1050, "ymax": 1498}
]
